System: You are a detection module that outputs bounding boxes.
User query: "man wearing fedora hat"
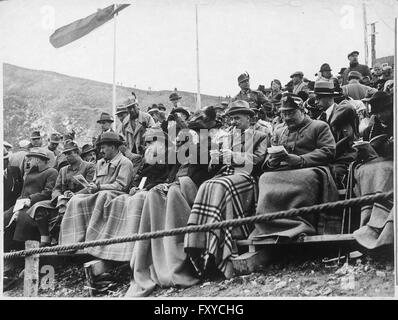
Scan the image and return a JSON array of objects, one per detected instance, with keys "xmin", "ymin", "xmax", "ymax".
[
  {"xmin": 59, "ymin": 132, "xmax": 135, "ymax": 247},
  {"xmin": 28, "ymin": 141, "xmax": 95, "ymax": 247},
  {"xmin": 233, "ymin": 72, "xmax": 268, "ymax": 110},
  {"xmin": 81, "ymin": 144, "xmax": 97, "ymax": 163},
  {"xmin": 342, "ymin": 51, "xmax": 371, "ymax": 85},
  {"xmin": 316, "ymin": 63, "xmax": 339, "ymax": 88},
  {"xmin": 46, "ymin": 133, "xmax": 62, "ymax": 168},
  {"xmin": 115, "ymin": 104, "xmax": 129, "ymax": 136},
  {"xmin": 314, "ymin": 81, "xmax": 342, "ymax": 124},
  {"xmin": 29, "ymin": 130, "xmax": 44, "ymax": 149},
  {"xmin": 252, "ymin": 93, "xmax": 338, "ymax": 242},
  {"xmin": 342, "ymin": 70, "xmax": 377, "ymax": 100},
  {"xmin": 169, "ymin": 92, "xmax": 183, "ymax": 108},
  {"xmin": 185, "ymin": 100, "xmax": 268, "ymax": 278},
  {"xmin": 4, "ymin": 147, "xmax": 58, "ymax": 252},
  {"xmin": 290, "ymin": 71, "xmax": 309, "ymax": 95},
  {"xmin": 122, "ymin": 98, "xmax": 155, "ymax": 165}
]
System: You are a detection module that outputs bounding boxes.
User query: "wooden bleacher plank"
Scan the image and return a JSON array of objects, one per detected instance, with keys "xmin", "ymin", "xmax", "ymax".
[{"xmin": 236, "ymin": 233, "xmax": 355, "ymax": 247}]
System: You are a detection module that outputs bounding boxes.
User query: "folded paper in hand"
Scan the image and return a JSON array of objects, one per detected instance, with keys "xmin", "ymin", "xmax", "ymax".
[
  {"xmin": 73, "ymin": 174, "xmax": 90, "ymax": 188},
  {"xmin": 267, "ymin": 145, "xmax": 288, "ymax": 156}
]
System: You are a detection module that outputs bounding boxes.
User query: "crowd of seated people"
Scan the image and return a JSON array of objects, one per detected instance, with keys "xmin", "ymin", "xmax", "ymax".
[{"xmin": 3, "ymin": 49, "xmax": 394, "ymax": 296}]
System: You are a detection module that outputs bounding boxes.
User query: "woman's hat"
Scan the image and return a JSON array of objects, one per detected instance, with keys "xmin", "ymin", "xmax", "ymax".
[
  {"xmin": 96, "ymin": 132, "xmax": 123, "ymax": 147},
  {"xmin": 363, "ymin": 91, "xmax": 393, "ymax": 114},
  {"xmin": 157, "ymin": 103, "xmax": 166, "ymax": 111},
  {"xmin": 225, "ymin": 100, "xmax": 255, "ymax": 116},
  {"xmin": 26, "ymin": 147, "xmax": 50, "ymax": 160},
  {"xmin": 172, "ymin": 106, "xmax": 190, "ymax": 119},
  {"xmin": 62, "ymin": 141, "xmax": 80, "ymax": 154}
]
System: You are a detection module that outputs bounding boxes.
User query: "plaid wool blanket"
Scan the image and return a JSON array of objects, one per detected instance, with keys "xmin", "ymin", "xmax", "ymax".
[{"xmin": 184, "ymin": 172, "xmax": 257, "ymax": 278}]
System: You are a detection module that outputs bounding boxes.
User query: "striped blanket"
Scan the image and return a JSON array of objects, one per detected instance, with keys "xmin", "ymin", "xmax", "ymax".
[
  {"xmin": 353, "ymin": 159, "xmax": 394, "ymax": 250},
  {"xmin": 184, "ymin": 172, "xmax": 257, "ymax": 278}
]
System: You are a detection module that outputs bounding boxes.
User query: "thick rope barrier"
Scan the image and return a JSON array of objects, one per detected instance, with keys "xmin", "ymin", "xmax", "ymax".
[{"xmin": 4, "ymin": 191, "xmax": 393, "ymax": 260}]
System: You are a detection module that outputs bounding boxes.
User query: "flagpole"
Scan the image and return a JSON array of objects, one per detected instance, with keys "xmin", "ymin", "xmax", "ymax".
[
  {"xmin": 195, "ymin": 4, "xmax": 201, "ymax": 111},
  {"xmin": 112, "ymin": 5, "xmax": 117, "ymax": 130}
]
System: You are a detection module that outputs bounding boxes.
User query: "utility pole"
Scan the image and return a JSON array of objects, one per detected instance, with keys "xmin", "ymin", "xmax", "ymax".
[
  {"xmin": 369, "ymin": 22, "xmax": 378, "ymax": 67},
  {"xmin": 362, "ymin": 1, "xmax": 369, "ymax": 65}
]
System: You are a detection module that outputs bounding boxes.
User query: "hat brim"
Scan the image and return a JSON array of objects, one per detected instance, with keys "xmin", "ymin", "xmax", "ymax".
[
  {"xmin": 62, "ymin": 146, "xmax": 79, "ymax": 154},
  {"xmin": 49, "ymin": 140, "xmax": 61, "ymax": 144},
  {"xmin": 96, "ymin": 139, "xmax": 123, "ymax": 147},
  {"xmin": 226, "ymin": 108, "xmax": 255, "ymax": 117},
  {"xmin": 116, "ymin": 110, "xmax": 128, "ymax": 115},
  {"xmin": 97, "ymin": 119, "xmax": 114, "ymax": 123},
  {"xmin": 173, "ymin": 108, "xmax": 190, "ymax": 118},
  {"xmin": 26, "ymin": 152, "xmax": 50, "ymax": 160},
  {"xmin": 81, "ymin": 147, "xmax": 96, "ymax": 156}
]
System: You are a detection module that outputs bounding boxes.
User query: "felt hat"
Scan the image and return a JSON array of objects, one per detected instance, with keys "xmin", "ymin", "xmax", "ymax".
[
  {"xmin": 279, "ymin": 94, "xmax": 304, "ymax": 111},
  {"xmin": 26, "ymin": 147, "xmax": 50, "ymax": 160},
  {"xmin": 157, "ymin": 103, "xmax": 166, "ymax": 111},
  {"xmin": 97, "ymin": 112, "xmax": 114, "ymax": 123},
  {"xmin": 237, "ymin": 72, "xmax": 250, "ymax": 84},
  {"xmin": 172, "ymin": 106, "xmax": 190, "ymax": 119},
  {"xmin": 124, "ymin": 98, "xmax": 138, "ymax": 109},
  {"xmin": 96, "ymin": 132, "xmax": 123, "ymax": 147},
  {"xmin": 116, "ymin": 105, "xmax": 128, "ymax": 115},
  {"xmin": 81, "ymin": 144, "xmax": 96, "ymax": 156},
  {"xmin": 169, "ymin": 92, "xmax": 182, "ymax": 101},
  {"xmin": 225, "ymin": 100, "xmax": 255, "ymax": 116},
  {"xmin": 148, "ymin": 106, "xmax": 161, "ymax": 114},
  {"xmin": 30, "ymin": 131, "xmax": 43, "ymax": 139},
  {"xmin": 348, "ymin": 71, "xmax": 363, "ymax": 80},
  {"xmin": 290, "ymin": 71, "xmax": 304, "ymax": 78},
  {"xmin": 4, "ymin": 141, "xmax": 12, "ymax": 149},
  {"xmin": 363, "ymin": 91, "xmax": 393, "ymax": 114},
  {"xmin": 49, "ymin": 133, "xmax": 62, "ymax": 144},
  {"xmin": 62, "ymin": 141, "xmax": 79, "ymax": 154}
]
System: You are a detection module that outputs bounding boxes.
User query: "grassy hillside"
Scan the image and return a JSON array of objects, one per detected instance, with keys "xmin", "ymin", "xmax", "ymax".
[{"xmin": 3, "ymin": 63, "xmax": 224, "ymax": 146}]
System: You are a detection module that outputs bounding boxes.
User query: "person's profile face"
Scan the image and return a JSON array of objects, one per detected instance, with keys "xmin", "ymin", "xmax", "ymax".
[
  {"xmin": 99, "ymin": 121, "xmax": 112, "ymax": 131},
  {"xmin": 231, "ymin": 114, "xmax": 250, "ymax": 130},
  {"xmin": 100, "ymin": 144, "xmax": 115, "ymax": 160}
]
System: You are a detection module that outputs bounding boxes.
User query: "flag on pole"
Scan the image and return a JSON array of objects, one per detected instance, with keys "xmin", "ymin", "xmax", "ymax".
[{"xmin": 49, "ymin": 4, "xmax": 130, "ymax": 48}]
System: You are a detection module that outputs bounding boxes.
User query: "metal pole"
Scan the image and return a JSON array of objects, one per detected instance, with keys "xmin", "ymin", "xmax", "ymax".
[
  {"xmin": 112, "ymin": 5, "xmax": 117, "ymax": 130},
  {"xmin": 362, "ymin": 1, "xmax": 369, "ymax": 65},
  {"xmin": 195, "ymin": 4, "xmax": 201, "ymax": 111}
]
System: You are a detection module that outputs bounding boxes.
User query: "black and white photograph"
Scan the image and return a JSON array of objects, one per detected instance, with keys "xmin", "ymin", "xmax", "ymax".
[{"xmin": 0, "ymin": 0, "xmax": 397, "ymax": 302}]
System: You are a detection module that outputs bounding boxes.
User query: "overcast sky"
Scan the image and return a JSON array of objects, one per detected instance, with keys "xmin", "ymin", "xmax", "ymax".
[{"xmin": 0, "ymin": 0, "xmax": 397, "ymax": 97}]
